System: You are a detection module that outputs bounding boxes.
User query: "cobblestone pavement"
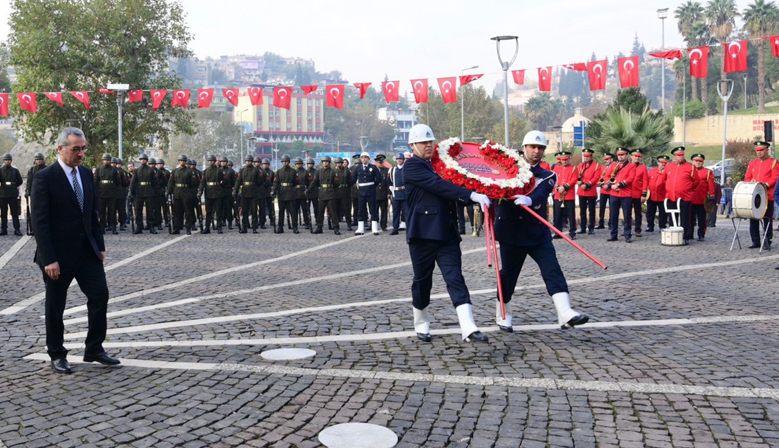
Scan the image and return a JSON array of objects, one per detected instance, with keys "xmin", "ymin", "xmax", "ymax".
[{"xmin": 1, "ymin": 216, "xmax": 779, "ymax": 447}]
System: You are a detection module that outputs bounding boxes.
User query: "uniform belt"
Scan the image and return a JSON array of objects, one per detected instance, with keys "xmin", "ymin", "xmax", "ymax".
[
  {"xmin": 280, "ymin": 183, "xmax": 291, "ymax": 187},
  {"xmin": 175, "ymin": 183, "xmax": 187, "ymax": 187},
  {"xmin": 244, "ymin": 182, "xmax": 253, "ymax": 186},
  {"xmin": 4, "ymin": 182, "xmax": 13, "ymax": 186},
  {"xmin": 207, "ymin": 182, "xmax": 218, "ymax": 186},
  {"xmin": 140, "ymin": 182, "xmax": 151, "ymax": 186},
  {"xmin": 320, "ymin": 184, "xmax": 332, "ymax": 188},
  {"xmin": 358, "ymin": 182, "xmax": 374, "ymax": 187},
  {"xmin": 295, "ymin": 185, "xmax": 303, "ymax": 188},
  {"xmin": 395, "ymin": 187, "xmax": 405, "ymax": 191},
  {"xmin": 100, "ymin": 180, "xmax": 113, "ymax": 184}
]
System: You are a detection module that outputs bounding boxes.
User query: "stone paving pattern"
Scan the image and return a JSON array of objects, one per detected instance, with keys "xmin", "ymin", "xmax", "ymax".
[{"xmin": 1, "ymin": 216, "xmax": 779, "ymax": 447}]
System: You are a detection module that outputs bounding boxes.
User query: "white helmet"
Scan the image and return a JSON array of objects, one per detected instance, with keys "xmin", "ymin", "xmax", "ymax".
[
  {"xmin": 521, "ymin": 130, "xmax": 548, "ymax": 148},
  {"xmin": 408, "ymin": 124, "xmax": 436, "ymax": 144}
]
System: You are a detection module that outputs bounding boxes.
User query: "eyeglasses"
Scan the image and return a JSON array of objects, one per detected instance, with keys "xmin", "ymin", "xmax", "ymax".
[{"xmin": 68, "ymin": 146, "xmax": 87, "ymax": 153}]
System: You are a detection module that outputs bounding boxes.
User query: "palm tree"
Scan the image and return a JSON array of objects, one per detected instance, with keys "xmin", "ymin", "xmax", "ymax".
[
  {"xmin": 705, "ymin": 0, "xmax": 740, "ymax": 80},
  {"xmin": 743, "ymin": 0, "xmax": 779, "ymax": 112},
  {"xmin": 590, "ymin": 107, "xmax": 673, "ymax": 161},
  {"xmin": 675, "ymin": 2, "xmax": 704, "ymax": 101}
]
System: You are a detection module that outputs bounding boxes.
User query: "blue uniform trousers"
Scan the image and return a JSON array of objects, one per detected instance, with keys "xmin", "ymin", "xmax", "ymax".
[
  {"xmin": 609, "ymin": 196, "xmax": 633, "ymax": 239},
  {"xmin": 357, "ymin": 187, "xmax": 378, "ymax": 221},
  {"xmin": 392, "ymin": 198, "xmax": 408, "ymax": 230},
  {"xmin": 408, "ymin": 238, "xmax": 470, "ymax": 310},
  {"xmin": 498, "ymin": 240, "xmax": 568, "ymax": 303}
]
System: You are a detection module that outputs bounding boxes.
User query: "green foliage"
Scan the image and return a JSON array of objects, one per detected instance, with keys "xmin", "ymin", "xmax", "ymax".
[
  {"xmin": 324, "ymin": 87, "xmax": 398, "ymax": 152},
  {"xmin": 589, "ymin": 106, "xmax": 673, "ymax": 160},
  {"xmin": 415, "ymin": 85, "xmax": 506, "ymax": 144},
  {"xmin": 613, "ymin": 88, "xmax": 650, "ymax": 114},
  {"xmin": 7, "ymin": 0, "xmax": 194, "ymax": 165},
  {"xmin": 673, "ymin": 99, "xmax": 707, "ymax": 118},
  {"xmin": 169, "ymin": 109, "xmax": 240, "ymax": 163},
  {"xmin": 524, "ymin": 92, "xmax": 566, "ymax": 132}
]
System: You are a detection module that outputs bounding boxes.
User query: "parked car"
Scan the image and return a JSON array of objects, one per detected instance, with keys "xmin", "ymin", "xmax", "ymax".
[{"xmin": 706, "ymin": 158, "xmax": 734, "ymax": 179}]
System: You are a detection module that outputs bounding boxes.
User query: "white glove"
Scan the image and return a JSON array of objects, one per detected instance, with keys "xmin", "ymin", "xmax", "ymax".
[
  {"xmin": 512, "ymin": 195, "xmax": 532, "ymax": 206},
  {"xmin": 470, "ymin": 192, "xmax": 491, "ymax": 211}
]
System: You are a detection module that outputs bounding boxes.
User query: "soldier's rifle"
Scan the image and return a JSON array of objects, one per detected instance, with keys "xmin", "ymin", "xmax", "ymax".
[
  {"xmin": 166, "ymin": 194, "xmax": 173, "ymax": 234},
  {"xmin": 196, "ymin": 195, "xmax": 204, "ymax": 231},
  {"xmin": 25, "ymin": 195, "xmax": 32, "ymax": 236}
]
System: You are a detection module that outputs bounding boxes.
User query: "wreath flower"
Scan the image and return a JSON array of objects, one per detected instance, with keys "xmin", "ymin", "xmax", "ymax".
[{"xmin": 431, "ymin": 137, "xmax": 534, "ymax": 199}]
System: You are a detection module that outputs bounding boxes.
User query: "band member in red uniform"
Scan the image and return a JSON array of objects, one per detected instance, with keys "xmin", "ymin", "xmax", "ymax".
[
  {"xmin": 596, "ymin": 153, "xmax": 614, "ymax": 229},
  {"xmin": 606, "ymin": 148, "xmax": 637, "ymax": 243},
  {"xmin": 664, "ymin": 146, "xmax": 700, "ymax": 245},
  {"xmin": 552, "ymin": 151, "xmax": 578, "ymax": 239},
  {"xmin": 576, "ymin": 148, "xmax": 601, "ymax": 235},
  {"xmin": 744, "ymin": 141, "xmax": 779, "ymax": 249},
  {"xmin": 645, "ymin": 155, "xmax": 669, "ymax": 232},
  {"xmin": 691, "ymin": 154, "xmax": 715, "ymax": 241},
  {"xmin": 630, "ymin": 149, "xmax": 648, "ymax": 237}
]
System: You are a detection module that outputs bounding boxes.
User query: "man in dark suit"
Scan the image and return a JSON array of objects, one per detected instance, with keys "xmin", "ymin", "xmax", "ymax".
[
  {"xmin": 493, "ymin": 130, "xmax": 589, "ymax": 332},
  {"xmin": 404, "ymin": 124, "xmax": 491, "ymax": 343},
  {"xmin": 31, "ymin": 127, "xmax": 121, "ymax": 374}
]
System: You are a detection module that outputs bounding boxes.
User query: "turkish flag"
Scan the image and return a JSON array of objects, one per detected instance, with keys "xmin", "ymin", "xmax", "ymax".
[
  {"xmin": 688, "ymin": 46, "xmax": 709, "ymax": 79},
  {"xmin": 538, "ymin": 67, "xmax": 552, "ymax": 91},
  {"xmin": 437, "ymin": 77, "xmax": 457, "ymax": 104},
  {"xmin": 197, "ymin": 89, "xmax": 214, "ymax": 108},
  {"xmin": 128, "ymin": 90, "xmax": 144, "ymax": 103},
  {"xmin": 724, "ymin": 40, "xmax": 748, "ymax": 73},
  {"xmin": 459, "ymin": 74, "xmax": 483, "ymax": 86},
  {"xmin": 354, "ymin": 83, "xmax": 371, "ymax": 99},
  {"xmin": 97, "ymin": 89, "xmax": 116, "ymax": 95},
  {"xmin": 511, "ymin": 70, "xmax": 525, "ymax": 85},
  {"xmin": 618, "ymin": 56, "xmax": 640, "ymax": 88},
  {"xmin": 563, "ymin": 63, "xmax": 587, "ymax": 72},
  {"xmin": 247, "ymin": 87, "xmax": 263, "ymax": 106},
  {"xmin": 410, "ymin": 79, "xmax": 428, "ymax": 104},
  {"xmin": 222, "ymin": 88, "xmax": 239, "ymax": 107},
  {"xmin": 301, "ymin": 85, "xmax": 318, "ymax": 95},
  {"xmin": 649, "ymin": 50, "xmax": 683, "ymax": 60},
  {"xmin": 326, "ymin": 84, "xmax": 344, "ymax": 109},
  {"xmin": 171, "ymin": 89, "xmax": 190, "ymax": 108},
  {"xmin": 770, "ymin": 35, "xmax": 779, "ymax": 58},
  {"xmin": 151, "ymin": 89, "xmax": 167, "ymax": 110},
  {"xmin": 382, "ymin": 81, "xmax": 399, "ymax": 103},
  {"xmin": 70, "ymin": 91, "xmax": 90, "ymax": 109},
  {"xmin": 17, "ymin": 93, "xmax": 37, "ymax": 113},
  {"xmin": 586, "ymin": 59, "xmax": 608, "ymax": 91},
  {"xmin": 44, "ymin": 92, "xmax": 64, "ymax": 107},
  {"xmin": 273, "ymin": 87, "xmax": 292, "ymax": 109},
  {"xmin": 0, "ymin": 94, "xmax": 7, "ymax": 116}
]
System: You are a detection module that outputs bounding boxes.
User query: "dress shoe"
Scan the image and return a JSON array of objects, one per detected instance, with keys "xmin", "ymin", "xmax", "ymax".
[
  {"xmin": 498, "ymin": 325, "xmax": 514, "ymax": 333},
  {"xmin": 201, "ymin": 228, "xmax": 210, "ymax": 234},
  {"xmin": 13, "ymin": 228, "xmax": 22, "ymax": 236},
  {"xmin": 464, "ymin": 331, "xmax": 488, "ymax": 343},
  {"xmin": 133, "ymin": 229, "xmax": 142, "ymax": 234},
  {"xmin": 171, "ymin": 229, "xmax": 180, "ymax": 235},
  {"xmin": 577, "ymin": 229, "xmax": 587, "ymax": 234},
  {"xmin": 606, "ymin": 237, "xmax": 618, "ymax": 242},
  {"xmin": 228, "ymin": 224, "xmax": 233, "ymax": 230},
  {"xmin": 748, "ymin": 243, "xmax": 760, "ymax": 249},
  {"xmin": 390, "ymin": 230, "xmax": 399, "ymax": 235},
  {"xmin": 0, "ymin": 228, "xmax": 9, "ymax": 236},
  {"xmin": 635, "ymin": 231, "xmax": 642, "ymax": 237},
  {"xmin": 459, "ymin": 229, "xmax": 466, "ymax": 235},
  {"xmin": 775, "ymin": 265, "xmax": 779, "ymax": 270},
  {"xmin": 683, "ymin": 239, "xmax": 690, "ymax": 245},
  {"xmin": 313, "ymin": 227, "xmax": 323, "ymax": 234},
  {"xmin": 217, "ymin": 227, "xmax": 223, "ymax": 234},
  {"xmin": 238, "ymin": 229, "xmax": 247, "ymax": 234},
  {"xmin": 186, "ymin": 228, "xmax": 191, "ymax": 235},
  {"xmin": 552, "ymin": 235, "xmax": 562, "ymax": 239},
  {"xmin": 334, "ymin": 228, "xmax": 341, "ymax": 235},
  {"xmin": 697, "ymin": 236, "xmax": 705, "ymax": 242},
  {"xmin": 569, "ymin": 234, "xmax": 576, "ymax": 240},
  {"xmin": 588, "ymin": 229, "xmax": 595, "ymax": 235},
  {"xmin": 260, "ymin": 224, "xmax": 266, "ymax": 229},
  {"xmin": 561, "ymin": 314, "xmax": 589, "ymax": 329},
  {"xmin": 156, "ymin": 225, "xmax": 163, "ymax": 231},
  {"xmin": 51, "ymin": 358, "xmax": 72, "ymax": 374},
  {"xmin": 646, "ymin": 228, "xmax": 654, "ymax": 232},
  {"xmin": 149, "ymin": 228, "xmax": 157, "ymax": 234},
  {"xmin": 595, "ymin": 225, "xmax": 605, "ymax": 229},
  {"xmin": 276, "ymin": 227, "xmax": 284, "ymax": 234},
  {"xmin": 112, "ymin": 227, "xmax": 119, "ymax": 235},
  {"xmin": 347, "ymin": 226, "xmax": 353, "ymax": 231},
  {"xmin": 381, "ymin": 227, "xmax": 387, "ymax": 232},
  {"xmin": 625, "ymin": 238, "xmax": 632, "ymax": 243},
  {"xmin": 293, "ymin": 228, "xmax": 300, "ymax": 234},
  {"xmin": 83, "ymin": 351, "xmax": 121, "ymax": 365},
  {"xmin": 120, "ymin": 225, "xmax": 126, "ymax": 231},
  {"xmin": 252, "ymin": 228, "xmax": 258, "ymax": 234},
  {"xmin": 416, "ymin": 332, "xmax": 432, "ymax": 342}
]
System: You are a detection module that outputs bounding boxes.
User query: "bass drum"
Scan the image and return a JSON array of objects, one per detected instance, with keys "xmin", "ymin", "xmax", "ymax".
[{"xmin": 732, "ymin": 181, "xmax": 767, "ymax": 220}]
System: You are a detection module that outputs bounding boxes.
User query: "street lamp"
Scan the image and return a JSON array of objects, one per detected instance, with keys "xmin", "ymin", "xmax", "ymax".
[
  {"xmin": 490, "ymin": 35, "xmax": 519, "ymax": 147},
  {"xmin": 657, "ymin": 8, "xmax": 668, "ymax": 113},
  {"xmin": 461, "ymin": 65, "xmax": 478, "ymax": 141},
  {"xmin": 742, "ymin": 73, "xmax": 748, "ymax": 109},
  {"xmin": 107, "ymin": 83, "xmax": 129, "ymax": 160},
  {"xmin": 717, "ymin": 78, "xmax": 734, "ymax": 185},
  {"xmin": 238, "ymin": 108, "xmax": 249, "ymax": 161},
  {"xmin": 247, "ymin": 137, "xmax": 257, "ymax": 160},
  {"xmin": 552, "ymin": 125, "xmax": 563, "ymax": 154}
]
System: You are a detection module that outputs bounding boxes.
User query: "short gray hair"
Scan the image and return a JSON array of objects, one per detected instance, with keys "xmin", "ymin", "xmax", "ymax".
[{"xmin": 56, "ymin": 127, "xmax": 85, "ymax": 147}]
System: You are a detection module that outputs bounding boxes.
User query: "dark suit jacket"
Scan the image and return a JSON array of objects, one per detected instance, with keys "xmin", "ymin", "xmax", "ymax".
[
  {"xmin": 494, "ymin": 164, "xmax": 556, "ymax": 246},
  {"xmin": 31, "ymin": 162, "xmax": 105, "ymax": 269},
  {"xmin": 403, "ymin": 156, "xmax": 471, "ymax": 242}
]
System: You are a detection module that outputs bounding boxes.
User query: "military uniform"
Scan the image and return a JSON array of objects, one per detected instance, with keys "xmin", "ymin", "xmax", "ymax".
[
  {"xmin": 629, "ymin": 150, "xmax": 648, "ymax": 237},
  {"xmin": 306, "ymin": 156, "xmax": 340, "ymax": 234},
  {"xmin": 335, "ymin": 158, "xmax": 353, "ymax": 230},
  {"xmin": 691, "ymin": 154, "xmax": 715, "ymax": 241},
  {"xmin": 148, "ymin": 158, "xmax": 163, "ymax": 229},
  {"xmin": 305, "ymin": 159, "xmax": 319, "ymax": 226},
  {"xmin": 25, "ymin": 154, "xmax": 46, "ymax": 198},
  {"xmin": 199, "ymin": 156, "xmax": 227, "ymax": 234},
  {"xmin": 188, "ymin": 160, "xmax": 203, "ymax": 230},
  {"xmin": 262, "ymin": 161, "xmax": 275, "ymax": 230},
  {"xmin": 744, "ymin": 141, "xmax": 779, "ymax": 248},
  {"xmin": 222, "ymin": 160, "xmax": 237, "ymax": 229},
  {"xmin": 387, "ymin": 153, "xmax": 409, "ymax": 234},
  {"xmin": 646, "ymin": 157, "xmax": 669, "ymax": 231},
  {"xmin": 95, "ymin": 154, "xmax": 121, "ymax": 233},
  {"xmin": 252, "ymin": 157, "xmax": 269, "ymax": 229},
  {"xmin": 129, "ymin": 155, "xmax": 159, "ymax": 234},
  {"xmin": 0, "ymin": 154, "xmax": 23, "ymax": 235},
  {"xmin": 606, "ymin": 148, "xmax": 637, "ymax": 243},
  {"xmin": 294, "ymin": 159, "xmax": 310, "ymax": 229},
  {"xmin": 374, "ymin": 155, "xmax": 390, "ymax": 231},
  {"xmin": 596, "ymin": 154, "xmax": 614, "ymax": 229},
  {"xmin": 114, "ymin": 159, "xmax": 130, "ymax": 231},
  {"xmin": 350, "ymin": 158, "xmax": 360, "ymax": 225},
  {"xmin": 167, "ymin": 155, "xmax": 197, "ymax": 234},
  {"xmin": 157, "ymin": 160, "xmax": 171, "ymax": 228},
  {"xmin": 351, "ymin": 154, "xmax": 382, "ymax": 234},
  {"xmin": 234, "ymin": 156, "xmax": 267, "ymax": 233},
  {"xmin": 273, "ymin": 156, "xmax": 299, "ymax": 233},
  {"xmin": 665, "ymin": 147, "xmax": 700, "ymax": 243},
  {"xmin": 576, "ymin": 149, "xmax": 601, "ymax": 234},
  {"xmin": 552, "ymin": 152, "xmax": 578, "ymax": 238}
]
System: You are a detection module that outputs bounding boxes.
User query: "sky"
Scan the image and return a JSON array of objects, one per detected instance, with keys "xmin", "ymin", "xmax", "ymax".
[{"xmin": 0, "ymin": 0, "xmax": 757, "ymax": 91}]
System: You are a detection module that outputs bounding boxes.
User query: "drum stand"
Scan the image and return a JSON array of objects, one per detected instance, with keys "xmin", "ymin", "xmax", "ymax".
[
  {"xmin": 665, "ymin": 199, "xmax": 681, "ymax": 228},
  {"xmin": 730, "ymin": 218, "xmax": 771, "ymax": 253}
]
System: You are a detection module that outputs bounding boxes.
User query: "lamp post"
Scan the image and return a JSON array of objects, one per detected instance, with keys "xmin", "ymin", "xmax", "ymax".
[
  {"xmin": 461, "ymin": 65, "xmax": 478, "ymax": 141},
  {"xmin": 490, "ymin": 35, "xmax": 519, "ymax": 147},
  {"xmin": 238, "ymin": 108, "xmax": 249, "ymax": 161},
  {"xmin": 552, "ymin": 125, "xmax": 563, "ymax": 154},
  {"xmin": 717, "ymin": 79, "xmax": 734, "ymax": 185},
  {"xmin": 107, "ymin": 83, "xmax": 129, "ymax": 160},
  {"xmin": 742, "ymin": 73, "xmax": 748, "ymax": 109},
  {"xmin": 247, "ymin": 137, "xmax": 257, "ymax": 160},
  {"xmin": 657, "ymin": 8, "xmax": 668, "ymax": 113}
]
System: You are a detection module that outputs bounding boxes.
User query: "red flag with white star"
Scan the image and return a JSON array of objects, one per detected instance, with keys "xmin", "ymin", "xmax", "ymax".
[
  {"xmin": 70, "ymin": 91, "xmax": 90, "ymax": 109},
  {"xmin": 617, "ymin": 56, "xmax": 640, "ymax": 88},
  {"xmin": 382, "ymin": 81, "xmax": 399, "ymax": 103},
  {"xmin": 724, "ymin": 40, "xmax": 748, "ymax": 73},
  {"xmin": 688, "ymin": 46, "xmax": 709, "ymax": 79},
  {"xmin": 410, "ymin": 79, "xmax": 428, "ymax": 104},
  {"xmin": 222, "ymin": 88, "xmax": 239, "ymax": 107},
  {"xmin": 171, "ymin": 89, "xmax": 190, "ymax": 108},
  {"xmin": 326, "ymin": 84, "xmax": 344, "ymax": 109},
  {"xmin": 511, "ymin": 70, "xmax": 525, "ymax": 85},
  {"xmin": 538, "ymin": 67, "xmax": 552, "ymax": 92},
  {"xmin": 17, "ymin": 93, "xmax": 37, "ymax": 113},
  {"xmin": 563, "ymin": 63, "xmax": 587, "ymax": 72},
  {"xmin": 459, "ymin": 74, "xmax": 483, "ymax": 86},
  {"xmin": 197, "ymin": 89, "xmax": 214, "ymax": 108},
  {"xmin": 770, "ymin": 35, "xmax": 779, "ymax": 58},
  {"xmin": 354, "ymin": 83, "xmax": 371, "ymax": 100},
  {"xmin": 437, "ymin": 77, "xmax": 457, "ymax": 104},
  {"xmin": 273, "ymin": 87, "xmax": 292, "ymax": 109},
  {"xmin": 301, "ymin": 85, "xmax": 318, "ymax": 95},
  {"xmin": 44, "ymin": 92, "xmax": 63, "ymax": 107},
  {"xmin": 151, "ymin": 90, "xmax": 167, "ymax": 110},
  {"xmin": 0, "ymin": 94, "xmax": 7, "ymax": 116},
  {"xmin": 247, "ymin": 87, "xmax": 263, "ymax": 106},
  {"xmin": 128, "ymin": 90, "xmax": 144, "ymax": 103},
  {"xmin": 586, "ymin": 60, "xmax": 608, "ymax": 91}
]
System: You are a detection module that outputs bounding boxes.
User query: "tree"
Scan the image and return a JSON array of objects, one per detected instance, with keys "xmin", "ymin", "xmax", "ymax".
[
  {"xmin": 415, "ymin": 85, "xmax": 505, "ymax": 143},
  {"xmin": 743, "ymin": 0, "xmax": 779, "ymax": 112},
  {"xmin": 169, "ymin": 109, "xmax": 240, "ymax": 164},
  {"xmin": 7, "ymin": 0, "xmax": 194, "ymax": 166},
  {"xmin": 588, "ymin": 107, "xmax": 673, "ymax": 160},
  {"xmin": 486, "ymin": 116, "xmax": 531, "ymax": 147},
  {"xmin": 524, "ymin": 92, "xmax": 566, "ymax": 132},
  {"xmin": 630, "ymin": 33, "xmax": 647, "ymax": 63},
  {"xmin": 706, "ymin": 0, "xmax": 740, "ymax": 80}
]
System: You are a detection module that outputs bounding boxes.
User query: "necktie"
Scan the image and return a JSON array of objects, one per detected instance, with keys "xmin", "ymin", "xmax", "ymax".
[{"xmin": 71, "ymin": 168, "xmax": 83, "ymax": 211}]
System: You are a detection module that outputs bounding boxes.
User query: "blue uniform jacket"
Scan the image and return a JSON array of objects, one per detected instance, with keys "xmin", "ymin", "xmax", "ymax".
[
  {"xmin": 387, "ymin": 166, "xmax": 405, "ymax": 200},
  {"xmin": 494, "ymin": 164, "xmax": 557, "ymax": 246},
  {"xmin": 351, "ymin": 164, "xmax": 381, "ymax": 196},
  {"xmin": 404, "ymin": 155, "xmax": 472, "ymax": 242}
]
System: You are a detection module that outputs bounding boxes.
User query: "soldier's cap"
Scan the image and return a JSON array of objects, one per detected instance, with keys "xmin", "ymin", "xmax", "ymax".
[
  {"xmin": 671, "ymin": 146, "xmax": 686, "ymax": 155},
  {"xmin": 220, "ymin": 156, "xmax": 228, "ymax": 162},
  {"xmin": 630, "ymin": 149, "xmax": 642, "ymax": 157},
  {"xmin": 102, "ymin": 153, "xmax": 112, "ymax": 160},
  {"xmin": 306, "ymin": 158, "xmax": 315, "ymax": 165},
  {"xmin": 352, "ymin": 154, "xmax": 360, "ymax": 159},
  {"xmin": 253, "ymin": 156, "xmax": 262, "ymax": 163},
  {"xmin": 149, "ymin": 158, "xmax": 157, "ymax": 164},
  {"xmin": 603, "ymin": 153, "xmax": 615, "ymax": 159},
  {"xmin": 360, "ymin": 152, "xmax": 370, "ymax": 158},
  {"xmin": 657, "ymin": 155, "xmax": 670, "ymax": 163},
  {"xmin": 294, "ymin": 157, "xmax": 304, "ymax": 164},
  {"xmin": 178, "ymin": 154, "xmax": 188, "ymax": 161},
  {"xmin": 334, "ymin": 156, "xmax": 343, "ymax": 163},
  {"xmin": 228, "ymin": 161, "xmax": 233, "ymax": 166},
  {"xmin": 157, "ymin": 158, "xmax": 165, "ymax": 165},
  {"xmin": 112, "ymin": 157, "xmax": 120, "ymax": 164},
  {"xmin": 754, "ymin": 141, "xmax": 770, "ymax": 151},
  {"xmin": 615, "ymin": 147, "xmax": 629, "ymax": 155},
  {"xmin": 555, "ymin": 151, "xmax": 572, "ymax": 159},
  {"xmin": 262, "ymin": 158, "xmax": 270, "ymax": 164},
  {"xmin": 206, "ymin": 154, "xmax": 217, "ymax": 161},
  {"xmin": 34, "ymin": 152, "xmax": 45, "ymax": 160},
  {"xmin": 187, "ymin": 159, "xmax": 196, "ymax": 165},
  {"xmin": 691, "ymin": 153, "xmax": 705, "ymax": 161},
  {"xmin": 139, "ymin": 153, "xmax": 149, "ymax": 160},
  {"xmin": 581, "ymin": 148, "xmax": 595, "ymax": 155},
  {"xmin": 374, "ymin": 154, "xmax": 386, "ymax": 161},
  {"xmin": 395, "ymin": 152, "xmax": 405, "ymax": 160}
]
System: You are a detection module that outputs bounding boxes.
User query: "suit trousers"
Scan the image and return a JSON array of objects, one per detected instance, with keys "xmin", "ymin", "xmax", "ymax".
[
  {"xmin": 0, "ymin": 197, "xmax": 20, "ymax": 230},
  {"xmin": 135, "ymin": 195, "xmax": 154, "ymax": 229},
  {"xmin": 553, "ymin": 199, "xmax": 576, "ymax": 236},
  {"xmin": 645, "ymin": 200, "xmax": 667, "ymax": 230},
  {"xmin": 43, "ymin": 241, "xmax": 109, "ymax": 360},
  {"xmin": 408, "ymin": 237, "xmax": 470, "ymax": 310},
  {"xmin": 317, "ymin": 198, "xmax": 339, "ymax": 230},
  {"xmin": 98, "ymin": 197, "xmax": 117, "ymax": 228},
  {"xmin": 578, "ymin": 196, "xmax": 597, "ymax": 231},
  {"xmin": 610, "ymin": 196, "xmax": 633, "ymax": 239},
  {"xmin": 598, "ymin": 194, "xmax": 610, "ymax": 227},
  {"xmin": 392, "ymin": 198, "xmax": 408, "ymax": 230},
  {"xmin": 241, "ymin": 196, "xmax": 257, "ymax": 230},
  {"xmin": 692, "ymin": 203, "xmax": 707, "ymax": 239},
  {"xmin": 499, "ymin": 240, "xmax": 569, "ymax": 304},
  {"xmin": 632, "ymin": 198, "xmax": 643, "ymax": 232},
  {"xmin": 750, "ymin": 200, "xmax": 774, "ymax": 244}
]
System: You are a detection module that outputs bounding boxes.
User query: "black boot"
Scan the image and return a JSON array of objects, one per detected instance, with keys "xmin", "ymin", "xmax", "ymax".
[
  {"xmin": 293, "ymin": 227, "xmax": 300, "ymax": 234},
  {"xmin": 217, "ymin": 227, "xmax": 223, "ymax": 234},
  {"xmin": 252, "ymin": 227, "xmax": 258, "ymax": 234},
  {"xmin": 313, "ymin": 227, "xmax": 323, "ymax": 234},
  {"xmin": 150, "ymin": 227, "xmax": 157, "ymax": 234},
  {"xmin": 186, "ymin": 227, "xmax": 191, "ymax": 235},
  {"xmin": 112, "ymin": 226, "xmax": 119, "ymax": 235}
]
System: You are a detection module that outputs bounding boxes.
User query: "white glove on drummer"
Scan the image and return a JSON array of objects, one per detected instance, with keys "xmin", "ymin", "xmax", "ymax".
[
  {"xmin": 470, "ymin": 192, "xmax": 491, "ymax": 211},
  {"xmin": 512, "ymin": 195, "xmax": 532, "ymax": 206}
]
